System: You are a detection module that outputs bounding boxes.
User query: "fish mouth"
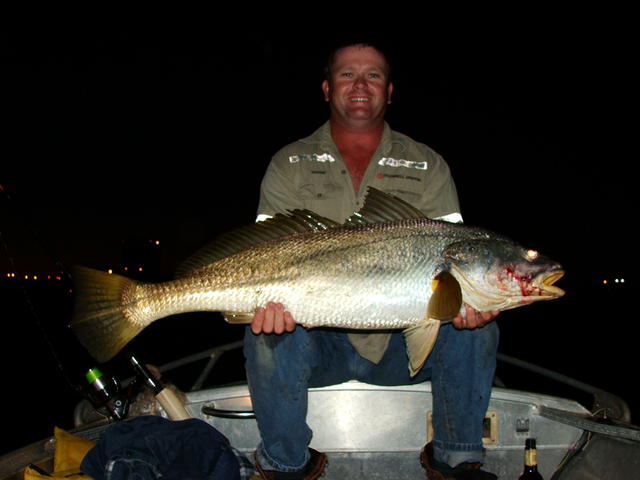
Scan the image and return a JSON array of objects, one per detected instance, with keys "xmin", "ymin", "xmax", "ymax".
[
  {"xmin": 532, "ymin": 269, "xmax": 565, "ymax": 297},
  {"xmin": 450, "ymin": 264, "xmax": 564, "ymax": 312}
]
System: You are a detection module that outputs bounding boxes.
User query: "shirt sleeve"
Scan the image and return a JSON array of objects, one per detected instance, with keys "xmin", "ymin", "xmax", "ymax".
[
  {"xmin": 256, "ymin": 150, "xmax": 305, "ymax": 221},
  {"xmin": 417, "ymin": 151, "xmax": 463, "ymax": 223}
]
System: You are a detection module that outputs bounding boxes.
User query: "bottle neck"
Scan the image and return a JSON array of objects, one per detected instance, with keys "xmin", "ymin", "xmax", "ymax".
[{"xmin": 524, "ymin": 448, "xmax": 539, "ymax": 470}]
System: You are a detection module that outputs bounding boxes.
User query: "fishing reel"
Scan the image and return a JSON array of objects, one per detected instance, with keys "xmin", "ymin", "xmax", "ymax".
[{"xmin": 84, "ymin": 366, "xmax": 136, "ymax": 421}]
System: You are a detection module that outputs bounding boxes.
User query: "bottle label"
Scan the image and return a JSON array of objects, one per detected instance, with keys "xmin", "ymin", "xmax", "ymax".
[{"xmin": 525, "ymin": 449, "xmax": 537, "ymax": 467}]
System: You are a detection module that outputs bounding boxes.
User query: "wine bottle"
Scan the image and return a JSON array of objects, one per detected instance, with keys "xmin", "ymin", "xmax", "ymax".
[{"xmin": 519, "ymin": 438, "xmax": 544, "ymax": 479}]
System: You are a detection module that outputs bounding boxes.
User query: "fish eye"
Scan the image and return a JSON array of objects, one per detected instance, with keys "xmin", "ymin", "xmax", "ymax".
[{"xmin": 525, "ymin": 249, "xmax": 539, "ymax": 261}]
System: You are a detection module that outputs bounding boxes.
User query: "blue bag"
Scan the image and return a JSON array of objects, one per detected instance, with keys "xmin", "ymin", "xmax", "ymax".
[{"xmin": 81, "ymin": 416, "xmax": 240, "ymax": 480}]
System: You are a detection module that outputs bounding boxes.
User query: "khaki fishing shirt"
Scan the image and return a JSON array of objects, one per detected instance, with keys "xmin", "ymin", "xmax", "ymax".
[{"xmin": 257, "ymin": 121, "xmax": 462, "ymax": 364}]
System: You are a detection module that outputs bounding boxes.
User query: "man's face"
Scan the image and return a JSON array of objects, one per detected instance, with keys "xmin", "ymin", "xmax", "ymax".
[{"xmin": 322, "ymin": 45, "xmax": 393, "ymax": 129}]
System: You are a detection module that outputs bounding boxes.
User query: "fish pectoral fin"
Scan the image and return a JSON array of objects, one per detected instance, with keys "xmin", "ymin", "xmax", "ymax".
[
  {"xmin": 222, "ymin": 312, "xmax": 255, "ymax": 324},
  {"xmin": 403, "ymin": 317, "xmax": 441, "ymax": 377},
  {"xmin": 428, "ymin": 271, "xmax": 462, "ymax": 320}
]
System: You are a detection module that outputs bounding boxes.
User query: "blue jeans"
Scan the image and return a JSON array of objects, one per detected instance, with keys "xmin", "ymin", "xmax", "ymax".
[{"xmin": 244, "ymin": 322, "xmax": 499, "ymax": 472}]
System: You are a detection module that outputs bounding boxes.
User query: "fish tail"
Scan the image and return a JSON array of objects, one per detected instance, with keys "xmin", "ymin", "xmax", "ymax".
[{"xmin": 71, "ymin": 266, "xmax": 144, "ymax": 363}]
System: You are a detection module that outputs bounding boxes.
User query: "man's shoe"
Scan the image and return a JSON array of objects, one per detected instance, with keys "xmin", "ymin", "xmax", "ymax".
[
  {"xmin": 254, "ymin": 448, "xmax": 328, "ymax": 480},
  {"xmin": 420, "ymin": 443, "xmax": 497, "ymax": 480}
]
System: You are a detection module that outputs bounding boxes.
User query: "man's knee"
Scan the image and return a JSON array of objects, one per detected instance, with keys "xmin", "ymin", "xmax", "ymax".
[{"xmin": 244, "ymin": 327, "xmax": 313, "ymax": 376}]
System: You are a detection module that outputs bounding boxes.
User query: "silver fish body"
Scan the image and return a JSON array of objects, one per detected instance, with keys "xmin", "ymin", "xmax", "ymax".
[
  {"xmin": 71, "ymin": 188, "xmax": 564, "ymax": 373},
  {"xmin": 128, "ymin": 220, "xmax": 461, "ymax": 329}
]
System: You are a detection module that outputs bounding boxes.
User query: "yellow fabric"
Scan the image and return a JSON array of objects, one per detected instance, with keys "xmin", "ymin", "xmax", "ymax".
[
  {"xmin": 23, "ymin": 427, "xmax": 96, "ymax": 479},
  {"xmin": 52, "ymin": 426, "xmax": 96, "ymax": 472},
  {"xmin": 24, "ymin": 465, "xmax": 94, "ymax": 479}
]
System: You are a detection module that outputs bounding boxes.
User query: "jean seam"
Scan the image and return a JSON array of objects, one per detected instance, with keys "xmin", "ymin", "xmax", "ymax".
[{"xmin": 259, "ymin": 443, "xmax": 310, "ymax": 473}]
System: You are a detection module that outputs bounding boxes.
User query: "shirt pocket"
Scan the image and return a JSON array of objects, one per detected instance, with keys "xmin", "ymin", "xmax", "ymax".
[
  {"xmin": 371, "ymin": 171, "xmax": 424, "ymax": 204},
  {"xmin": 297, "ymin": 181, "xmax": 347, "ymax": 218}
]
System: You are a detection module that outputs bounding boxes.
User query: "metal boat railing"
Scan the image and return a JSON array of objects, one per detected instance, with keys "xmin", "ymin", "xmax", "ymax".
[
  {"xmin": 496, "ymin": 353, "xmax": 632, "ymax": 424},
  {"xmin": 155, "ymin": 339, "xmax": 244, "ymax": 392},
  {"xmin": 150, "ymin": 340, "xmax": 636, "ymax": 428}
]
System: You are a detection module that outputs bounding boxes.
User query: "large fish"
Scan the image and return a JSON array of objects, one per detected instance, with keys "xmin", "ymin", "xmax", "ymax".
[{"xmin": 71, "ymin": 188, "xmax": 564, "ymax": 375}]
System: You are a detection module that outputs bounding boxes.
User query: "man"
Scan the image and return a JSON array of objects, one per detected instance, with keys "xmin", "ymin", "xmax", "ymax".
[{"xmin": 245, "ymin": 41, "xmax": 499, "ymax": 480}]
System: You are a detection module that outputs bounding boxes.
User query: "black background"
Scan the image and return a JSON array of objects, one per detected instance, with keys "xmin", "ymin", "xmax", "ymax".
[{"xmin": 2, "ymin": 11, "xmax": 637, "ymax": 455}]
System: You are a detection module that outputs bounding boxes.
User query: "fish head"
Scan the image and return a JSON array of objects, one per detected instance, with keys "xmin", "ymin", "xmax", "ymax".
[{"xmin": 443, "ymin": 238, "xmax": 565, "ymax": 312}]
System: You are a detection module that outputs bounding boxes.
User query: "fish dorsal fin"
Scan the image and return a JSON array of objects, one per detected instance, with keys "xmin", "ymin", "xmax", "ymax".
[
  {"xmin": 175, "ymin": 210, "xmax": 341, "ymax": 277},
  {"xmin": 176, "ymin": 188, "xmax": 422, "ymax": 277},
  {"xmin": 428, "ymin": 271, "xmax": 463, "ymax": 320},
  {"xmin": 345, "ymin": 187, "xmax": 428, "ymax": 226}
]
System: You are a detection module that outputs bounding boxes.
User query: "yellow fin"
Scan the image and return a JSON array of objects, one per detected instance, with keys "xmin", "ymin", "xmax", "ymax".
[
  {"xmin": 71, "ymin": 266, "xmax": 144, "ymax": 363},
  {"xmin": 428, "ymin": 271, "xmax": 462, "ymax": 320},
  {"xmin": 403, "ymin": 317, "xmax": 441, "ymax": 377},
  {"xmin": 222, "ymin": 312, "xmax": 255, "ymax": 324}
]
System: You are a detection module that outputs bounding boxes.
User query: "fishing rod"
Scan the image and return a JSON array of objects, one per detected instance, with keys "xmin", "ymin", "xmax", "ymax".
[{"xmin": 0, "ymin": 183, "xmax": 88, "ymax": 395}]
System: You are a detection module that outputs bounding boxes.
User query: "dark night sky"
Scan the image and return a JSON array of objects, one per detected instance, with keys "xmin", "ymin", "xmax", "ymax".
[
  {"xmin": 1, "ymin": 12, "xmax": 639, "ymax": 448},
  {"xmin": 3, "ymin": 17, "xmax": 635, "ymax": 285}
]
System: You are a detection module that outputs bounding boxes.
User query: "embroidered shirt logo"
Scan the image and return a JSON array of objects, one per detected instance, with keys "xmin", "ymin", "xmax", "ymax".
[
  {"xmin": 378, "ymin": 157, "xmax": 428, "ymax": 170},
  {"xmin": 289, "ymin": 154, "xmax": 336, "ymax": 163}
]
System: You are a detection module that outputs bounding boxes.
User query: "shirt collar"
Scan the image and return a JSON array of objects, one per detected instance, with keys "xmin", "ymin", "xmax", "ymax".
[{"xmin": 312, "ymin": 120, "xmax": 396, "ymax": 156}]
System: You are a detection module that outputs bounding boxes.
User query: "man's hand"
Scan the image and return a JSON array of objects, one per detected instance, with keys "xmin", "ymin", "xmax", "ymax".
[
  {"xmin": 251, "ymin": 302, "xmax": 296, "ymax": 335},
  {"xmin": 452, "ymin": 305, "xmax": 499, "ymax": 330}
]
